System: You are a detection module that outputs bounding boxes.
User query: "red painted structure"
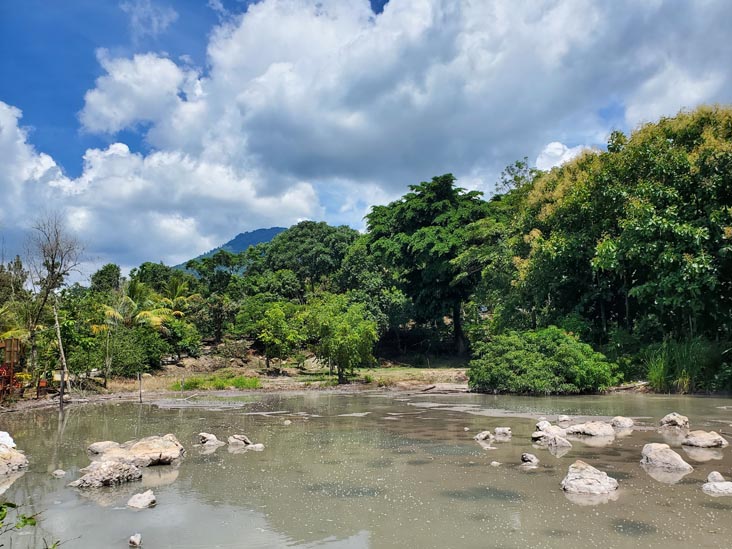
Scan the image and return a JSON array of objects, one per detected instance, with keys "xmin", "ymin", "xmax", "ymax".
[{"xmin": 0, "ymin": 338, "xmax": 22, "ymax": 400}]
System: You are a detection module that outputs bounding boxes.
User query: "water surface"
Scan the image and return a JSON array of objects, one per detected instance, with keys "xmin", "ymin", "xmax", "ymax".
[{"xmin": 2, "ymin": 392, "xmax": 732, "ymax": 548}]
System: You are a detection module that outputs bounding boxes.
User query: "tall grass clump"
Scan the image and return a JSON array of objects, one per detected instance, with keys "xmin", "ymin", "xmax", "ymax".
[
  {"xmin": 171, "ymin": 372, "xmax": 261, "ymax": 391},
  {"xmin": 642, "ymin": 337, "xmax": 725, "ymax": 393}
]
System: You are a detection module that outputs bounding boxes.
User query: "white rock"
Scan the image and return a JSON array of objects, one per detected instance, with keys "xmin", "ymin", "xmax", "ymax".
[
  {"xmin": 87, "ymin": 441, "xmax": 119, "ymax": 455},
  {"xmin": 494, "ymin": 427, "xmax": 511, "ymax": 439},
  {"xmin": 284, "ymin": 420, "xmax": 293, "ymax": 426},
  {"xmin": 521, "ymin": 453, "xmax": 539, "ymax": 465},
  {"xmin": 702, "ymin": 481, "xmax": 732, "ymax": 497},
  {"xmin": 227, "ymin": 434, "xmax": 253, "ymax": 446},
  {"xmin": 547, "ymin": 435, "xmax": 573, "ymax": 451},
  {"xmin": 557, "ymin": 415, "xmax": 571, "ymax": 423},
  {"xmin": 127, "ymin": 490, "xmax": 156, "ymax": 509},
  {"xmin": 473, "ymin": 431, "xmax": 493, "ymax": 442},
  {"xmin": 659, "ymin": 412, "xmax": 689, "ymax": 428},
  {"xmin": 129, "ymin": 533, "xmax": 142, "ymax": 547},
  {"xmin": 0, "ymin": 432, "xmax": 16, "ymax": 448},
  {"xmin": 536, "ymin": 420, "xmax": 552, "ymax": 432},
  {"xmin": 611, "ymin": 416, "xmax": 634, "ymax": 429},
  {"xmin": 69, "ymin": 460, "xmax": 142, "ymax": 488},
  {"xmin": 490, "ymin": 461, "xmax": 501, "ymax": 467},
  {"xmin": 0, "ymin": 444, "xmax": 28, "ymax": 476},
  {"xmin": 89, "ymin": 434, "xmax": 185, "ymax": 467},
  {"xmin": 565, "ymin": 421, "xmax": 615, "ymax": 437},
  {"xmin": 561, "ymin": 460, "xmax": 618, "ymax": 495},
  {"xmin": 532, "ymin": 425, "xmax": 567, "ymax": 441},
  {"xmin": 640, "ymin": 443, "xmax": 693, "ymax": 472},
  {"xmin": 51, "ymin": 469, "xmax": 66, "ymax": 478},
  {"xmin": 708, "ymin": 471, "xmax": 726, "ymax": 483},
  {"xmin": 682, "ymin": 430, "xmax": 729, "ymax": 448}
]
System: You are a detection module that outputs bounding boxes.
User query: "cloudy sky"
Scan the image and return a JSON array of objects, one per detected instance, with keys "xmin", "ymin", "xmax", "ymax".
[{"xmin": 1, "ymin": 0, "xmax": 731, "ymax": 276}]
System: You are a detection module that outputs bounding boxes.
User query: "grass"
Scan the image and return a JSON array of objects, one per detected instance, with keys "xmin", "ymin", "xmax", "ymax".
[{"xmin": 170, "ymin": 373, "xmax": 261, "ymax": 391}]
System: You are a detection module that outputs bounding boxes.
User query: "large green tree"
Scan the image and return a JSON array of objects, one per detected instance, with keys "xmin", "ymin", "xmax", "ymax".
[{"xmin": 366, "ymin": 174, "xmax": 488, "ymax": 354}]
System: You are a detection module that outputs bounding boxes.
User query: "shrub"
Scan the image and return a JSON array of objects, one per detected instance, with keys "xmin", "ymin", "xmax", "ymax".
[
  {"xmin": 468, "ymin": 326, "xmax": 618, "ymax": 395},
  {"xmin": 641, "ymin": 337, "xmax": 725, "ymax": 393},
  {"xmin": 171, "ymin": 374, "xmax": 261, "ymax": 391}
]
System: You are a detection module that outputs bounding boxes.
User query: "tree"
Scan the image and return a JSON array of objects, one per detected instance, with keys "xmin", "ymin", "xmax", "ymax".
[
  {"xmin": 90, "ymin": 263, "xmax": 121, "ymax": 293},
  {"xmin": 25, "ymin": 213, "xmax": 83, "ymax": 409},
  {"xmin": 256, "ymin": 302, "xmax": 303, "ymax": 370},
  {"xmin": 366, "ymin": 174, "xmax": 488, "ymax": 354}
]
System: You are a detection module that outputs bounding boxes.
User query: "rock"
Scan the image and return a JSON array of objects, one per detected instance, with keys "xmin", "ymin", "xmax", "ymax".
[
  {"xmin": 0, "ymin": 472, "xmax": 25, "ymax": 497},
  {"xmin": 51, "ymin": 469, "xmax": 66, "ymax": 478},
  {"xmin": 69, "ymin": 460, "xmax": 142, "ymax": 488},
  {"xmin": 682, "ymin": 430, "xmax": 729, "ymax": 448},
  {"xmin": 611, "ymin": 416, "xmax": 634, "ymax": 429},
  {"xmin": 708, "ymin": 471, "xmax": 726, "ymax": 483},
  {"xmin": 557, "ymin": 415, "xmax": 571, "ymax": 423},
  {"xmin": 702, "ymin": 473, "xmax": 732, "ymax": 497},
  {"xmin": 494, "ymin": 427, "xmax": 512, "ymax": 438},
  {"xmin": 228, "ymin": 434, "xmax": 253, "ymax": 446},
  {"xmin": 248, "ymin": 443, "xmax": 265, "ymax": 451},
  {"xmin": 546, "ymin": 435, "xmax": 573, "ymax": 458},
  {"xmin": 490, "ymin": 461, "xmax": 501, "ymax": 467},
  {"xmin": 129, "ymin": 533, "xmax": 142, "ymax": 547},
  {"xmin": 88, "ymin": 441, "xmax": 121, "ymax": 455},
  {"xmin": 659, "ymin": 412, "xmax": 689, "ymax": 429},
  {"xmin": 127, "ymin": 490, "xmax": 156, "ymax": 509},
  {"xmin": 473, "ymin": 431, "xmax": 493, "ymax": 442},
  {"xmin": 198, "ymin": 433, "xmax": 225, "ymax": 447},
  {"xmin": 640, "ymin": 443, "xmax": 693, "ymax": 484},
  {"xmin": 532, "ymin": 425, "xmax": 567, "ymax": 441},
  {"xmin": 521, "ymin": 453, "xmax": 539, "ymax": 465},
  {"xmin": 538, "ymin": 416, "xmax": 547, "ymax": 421},
  {"xmin": 284, "ymin": 420, "xmax": 293, "ymax": 426},
  {"xmin": 565, "ymin": 421, "xmax": 615, "ymax": 437},
  {"xmin": 0, "ymin": 432, "xmax": 16, "ymax": 448},
  {"xmin": 561, "ymin": 460, "xmax": 618, "ymax": 495},
  {"xmin": 536, "ymin": 420, "xmax": 552, "ymax": 432},
  {"xmin": 89, "ymin": 434, "xmax": 185, "ymax": 467},
  {"xmin": 0, "ymin": 444, "xmax": 28, "ymax": 476}
]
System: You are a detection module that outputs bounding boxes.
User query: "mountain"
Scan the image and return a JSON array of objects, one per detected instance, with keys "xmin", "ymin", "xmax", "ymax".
[{"xmin": 176, "ymin": 227, "xmax": 286, "ymax": 268}]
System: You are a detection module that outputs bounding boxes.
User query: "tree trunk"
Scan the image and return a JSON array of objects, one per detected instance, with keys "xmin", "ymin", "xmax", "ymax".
[
  {"xmin": 453, "ymin": 301, "xmax": 467, "ymax": 356},
  {"xmin": 53, "ymin": 300, "xmax": 69, "ymax": 412}
]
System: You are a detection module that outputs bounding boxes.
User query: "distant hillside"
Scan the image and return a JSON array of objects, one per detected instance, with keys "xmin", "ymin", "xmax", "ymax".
[{"xmin": 176, "ymin": 227, "xmax": 286, "ymax": 268}]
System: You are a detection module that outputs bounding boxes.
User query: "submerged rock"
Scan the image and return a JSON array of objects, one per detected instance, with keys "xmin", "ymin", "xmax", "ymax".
[
  {"xmin": 0, "ymin": 443, "xmax": 28, "ymax": 476},
  {"xmin": 88, "ymin": 434, "xmax": 185, "ymax": 467},
  {"xmin": 228, "ymin": 434, "xmax": 264, "ymax": 451},
  {"xmin": 611, "ymin": 416, "xmax": 634, "ymax": 429},
  {"xmin": 659, "ymin": 412, "xmax": 689, "ymax": 429},
  {"xmin": 561, "ymin": 460, "xmax": 618, "ymax": 495},
  {"xmin": 127, "ymin": 490, "xmax": 156, "ymax": 509},
  {"xmin": 565, "ymin": 421, "xmax": 615, "ymax": 437},
  {"xmin": 702, "ymin": 472, "xmax": 732, "ymax": 497},
  {"xmin": 51, "ymin": 469, "xmax": 66, "ymax": 478},
  {"xmin": 681, "ymin": 430, "xmax": 729, "ymax": 448},
  {"xmin": 69, "ymin": 460, "xmax": 142, "ymax": 488},
  {"xmin": 473, "ymin": 431, "xmax": 493, "ymax": 442}
]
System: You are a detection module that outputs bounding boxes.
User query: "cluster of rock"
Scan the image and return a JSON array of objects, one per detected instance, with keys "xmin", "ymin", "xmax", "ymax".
[
  {"xmin": 702, "ymin": 472, "xmax": 732, "ymax": 496},
  {"xmin": 473, "ymin": 427, "xmax": 511, "ymax": 450},
  {"xmin": 199, "ymin": 432, "xmax": 265, "ymax": 453},
  {"xmin": 69, "ymin": 434, "xmax": 185, "ymax": 489}
]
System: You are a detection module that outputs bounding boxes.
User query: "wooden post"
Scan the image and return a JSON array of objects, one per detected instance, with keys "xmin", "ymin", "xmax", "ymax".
[{"xmin": 138, "ymin": 372, "xmax": 142, "ymax": 403}]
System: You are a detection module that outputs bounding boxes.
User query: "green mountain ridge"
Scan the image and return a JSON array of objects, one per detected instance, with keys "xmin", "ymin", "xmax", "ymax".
[{"xmin": 175, "ymin": 227, "xmax": 286, "ymax": 268}]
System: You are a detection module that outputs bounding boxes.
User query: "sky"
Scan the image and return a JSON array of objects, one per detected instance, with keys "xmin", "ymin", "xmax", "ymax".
[{"xmin": 1, "ymin": 0, "xmax": 732, "ymax": 278}]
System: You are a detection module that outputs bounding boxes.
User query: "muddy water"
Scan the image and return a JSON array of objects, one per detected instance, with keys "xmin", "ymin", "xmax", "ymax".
[{"xmin": 2, "ymin": 392, "xmax": 732, "ymax": 548}]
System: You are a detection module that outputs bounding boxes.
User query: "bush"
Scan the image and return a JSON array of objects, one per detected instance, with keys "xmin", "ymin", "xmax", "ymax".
[{"xmin": 468, "ymin": 326, "xmax": 618, "ymax": 395}]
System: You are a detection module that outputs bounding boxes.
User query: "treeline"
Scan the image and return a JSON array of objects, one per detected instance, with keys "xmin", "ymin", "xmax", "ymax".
[{"xmin": 2, "ymin": 106, "xmax": 732, "ymax": 394}]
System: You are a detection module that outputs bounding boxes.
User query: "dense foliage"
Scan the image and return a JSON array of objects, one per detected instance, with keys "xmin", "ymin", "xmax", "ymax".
[
  {"xmin": 3, "ymin": 106, "xmax": 732, "ymax": 393},
  {"xmin": 468, "ymin": 327, "xmax": 618, "ymax": 394}
]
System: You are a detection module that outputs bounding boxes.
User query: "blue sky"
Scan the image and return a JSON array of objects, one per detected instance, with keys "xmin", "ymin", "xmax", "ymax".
[{"xmin": 1, "ymin": 0, "xmax": 731, "ymax": 275}]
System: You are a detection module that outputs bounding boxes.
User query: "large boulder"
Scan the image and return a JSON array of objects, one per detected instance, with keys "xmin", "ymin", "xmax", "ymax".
[
  {"xmin": 640, "ymin": 443, "xmax": 694, "ymax": 471},
  {"xmin": 702, "ymin": 472, "xmax": 732, "ymax": 497},
  {"xmin": 561, "ymin": 460, "xmax": 618, "ymax": 495},
  {"xmin": 681, "ymin": 430, "xmax": 729, "ymax": 448},
  {"xmin": 659, "ymin": 412, "xmax": 689, "ymax": 429},
  {"xmin": 89, "ymin": 434, "xmax": 185, "ymax": 467},
  {"xmin": 0, "ymin": 444, "xmax": 28, "ymax": 476},
  {"xmin": 565, "ymin": 421, "xmax": 615, "ymax": 437},
  {"xmin": 127, "ymin": 490, "xmax": 157, "ymax": 509},
  {"xmin": 69, "ymin": 460, "xmax": 142, "ymax": 488}
]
